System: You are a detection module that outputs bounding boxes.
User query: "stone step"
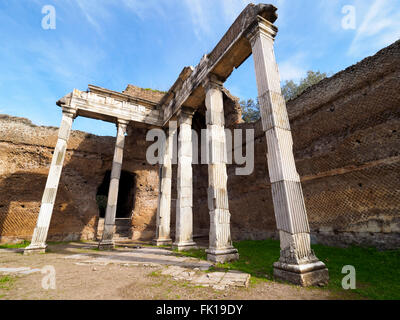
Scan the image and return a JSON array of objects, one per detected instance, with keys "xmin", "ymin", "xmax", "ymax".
[{"xmin": 113, "ymin": 237, "xmax": 131, "ymax": 243}]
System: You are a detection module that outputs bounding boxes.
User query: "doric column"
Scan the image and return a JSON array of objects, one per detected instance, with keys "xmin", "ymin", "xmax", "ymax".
[
  {"xmin": 172, "ymin": 107, "xmax": 197, "ymax": 251},
  {"xmin": 247, "ymin": 16, "xmax": 329, "ymax": 286},
  {"xmin": 98, "ymin": 119, "xmax": 129, "ymax": 250},
  {"xmin": 203, "ymin": 76, "xmax": 239, "ymax": 263},
  {"xmin": 24, "ymin": 107, "xmax": 77, "ymax": 255},
  {"xmin": 153, "ymin": 121, "xmax": 177, "ymax": 246}
]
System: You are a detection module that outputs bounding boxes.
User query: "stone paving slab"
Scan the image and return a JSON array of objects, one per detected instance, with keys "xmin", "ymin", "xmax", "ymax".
[
  {"xmin": 160, "ymin": 266, "xmax": 250, "ymax": 290},
  {"xmin": 63, "ymin": 247, "xmax": 212, "ymax": 270},
  {"xmin": 0, "ymin": 267, "xmax": 41, "ymax": 275},
  {"xmin": 62, "ymin": 247, "xmax": 249, "ymax": 290}
]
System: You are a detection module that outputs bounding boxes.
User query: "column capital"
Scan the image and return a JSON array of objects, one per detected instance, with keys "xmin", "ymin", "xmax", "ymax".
[
  {"xmin": 202, "ymin": 74, "xmax": 224, "ymax": 92},
  {"xmin": 178, "ymin": 106, "xmax": 196, "ymax": 125},
  {"xmin": 246, "ymin": 15, "xmax": 278, "ymax": 46},
  {"xmin": 117, "ymin": 119, "xmax": 129, "ymax": 133},
  {"xmin": 61, "ymin": 106, "xmax": 77, "ymax": 119}
]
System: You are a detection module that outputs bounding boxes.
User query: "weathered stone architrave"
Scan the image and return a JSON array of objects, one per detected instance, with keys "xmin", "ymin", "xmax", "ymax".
[
  {"xmin": 173, "ymin": 107, "xmax": 197, "ymax": 251},
  {"xmin": 98, "ymin": 119, "xmax": 129, "ymax": 250},
  {"xmin": 247, "ymin": 16, "xmax": 329, "ymax": 286},
  {"xmin": 203, "ymin": 76, "xmax": 239, "ymax": 263},
  {"xmin": 24, "ymin": 107, "xmax": 77, "ymax": 255}
]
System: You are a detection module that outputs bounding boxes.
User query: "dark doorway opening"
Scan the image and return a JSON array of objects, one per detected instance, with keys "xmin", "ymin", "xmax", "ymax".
[{"xmin": 96, "ymin": 170, "xmax": 136, "ymax": 219}]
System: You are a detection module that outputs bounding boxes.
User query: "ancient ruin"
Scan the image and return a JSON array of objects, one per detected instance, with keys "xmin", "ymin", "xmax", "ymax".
[
  {"xmin": 18, "ymin": 4, "xmax": 327, "ymax": 286},
  {"xmin": 1, "ymin": 3, "xmax": 399, "ymax": 288}
]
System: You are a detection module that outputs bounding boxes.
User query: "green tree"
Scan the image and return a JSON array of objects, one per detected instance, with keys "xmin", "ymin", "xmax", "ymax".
[
  {"xmin": 240, "ymin": 99, "xmax": 260, "ymax": 123},
  {"xmin": 282, "ymin": 70, "xmax": 327, "ymax": 101},
  {"xmin": 240, "ymin": 70, "xmax": 328, "ymax": 123}
]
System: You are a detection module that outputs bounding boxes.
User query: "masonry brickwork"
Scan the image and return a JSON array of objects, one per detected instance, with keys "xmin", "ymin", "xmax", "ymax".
[
  {"xmin": 0, "ymin": 40, "xmax": 398, "ymax": 249},
  {"xmin": 225, "ymin": 40, "xmax": 400, "ymax": 249},
  {"xmin": 0, "ymin": 115, "xmax": 159, "ymax": 243}
]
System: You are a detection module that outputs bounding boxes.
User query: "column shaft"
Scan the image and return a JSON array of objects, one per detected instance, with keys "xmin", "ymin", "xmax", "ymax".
[
  {"xmin": 173, "ymin": 108, "xmax": 197, "ymax": 251},
  {"xmin": 248, "ymin": 17, "xmax": 329, "ymax": 286},
  {"xmin": 24, "ymin": 108, "xmax": 76, "ymax": 255},
  {"xmin": 153, "ymin": 123, "xmax": 177, "ymax": 246},
  {"xmin": 98, "ymin": 120, "xmax": 128, "ymax": 250},
  {"xmin": 204, "ymin": 77, "xmax": 238, "ymax": 263}
]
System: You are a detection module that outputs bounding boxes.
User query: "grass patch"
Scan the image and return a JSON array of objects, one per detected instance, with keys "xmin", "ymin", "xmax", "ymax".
[
  {"xmin": 0, "ymin": 276, "xmax": 15, "ymax": 290},
  {"xmin": 0, "ymin": 240, "xmax": 30, "ymax": 249},
  {"xmin": 173, "ymin": 248, "xmax": 207, "ymax": 260},
  {"xmin": 149, "ymin": 270, "xmax": 162, "ymax": 278},
  {"xmin": 143, "ymin": 88, "xmax": 167, "ymax": 94},
  {"xmin": 177, "ymin": 239, "xmax": 400, "ymax": 300},
  {"xmin": 312, "ymin": 243, "xmax": 400, "ymax": 300}
]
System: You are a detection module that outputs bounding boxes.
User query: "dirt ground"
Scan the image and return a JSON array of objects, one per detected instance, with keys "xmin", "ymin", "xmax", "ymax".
[{"xmin": 0, "ymin": 242, "xmax": 346, "ymax": 300}]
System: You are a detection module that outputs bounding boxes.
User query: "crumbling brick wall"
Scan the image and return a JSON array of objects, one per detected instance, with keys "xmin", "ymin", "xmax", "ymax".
[
  {"xmin": 0, "ymin": 115, "xmax": 159, "ymax": 243},
  {"xmin": 226, "ymin": 40, "xmax": 400, "ymax": 249},
  {"xmin": 0, "ymin": 41, "xmax": 398, "ymax": 249}
]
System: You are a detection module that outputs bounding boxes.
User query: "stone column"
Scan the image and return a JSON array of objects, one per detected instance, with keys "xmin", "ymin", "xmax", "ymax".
[
  {"xmin": 172, "ymin": 107, "xmax": 197, "ymax": 251},
  {"xmin": 153, "ymin": 122, "xmax": 177, "ymax": 246},
  {"xmin": 247, "ymin": 16, "xmax": 329, "ymax": 286},
  {"xmin": 24, "ymin": 107, "xmax": 77, "ymax": 255},
  {"xmin": 98, "ymin": 119, "xmax": 129, "ymax": 250},
  {"xmin": 203, "ymin": 76, "xmax": 239, "ymax": 263}
]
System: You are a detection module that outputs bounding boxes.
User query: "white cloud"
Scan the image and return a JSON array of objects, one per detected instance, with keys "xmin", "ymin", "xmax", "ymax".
[
  {"xmin": 219, "ymin": 0, "xmax": 252, "ymax": 24},
  {"xmin": 182, "ymin": 0, "xmax": 286, "ymax": 40},
  {"xmin": 182, "ymin": 0, "xmax": 213, "ymax": 40},
  {"xmin": 27, "ymin": 38, "xmax": 105, "ymax": 87},
  {"xmin": 75, "ymin": 1, "xmax": 102, "ymax": 33},
  {"xmin": 278, "ymin": 54, "xmax": 308, "ymax": 82},
  {"xmin": 120, "ymin": 0, "xmax": 167, "ymax": 20},
  {"xmin": 349, "ymin": 0, "xmax": 400, "ymax": 56}
]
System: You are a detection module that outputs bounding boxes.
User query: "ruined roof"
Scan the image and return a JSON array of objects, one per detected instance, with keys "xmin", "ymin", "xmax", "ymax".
[{"xmin": 123, "ymin": 85, "xmax": 167, "ymax": 105}]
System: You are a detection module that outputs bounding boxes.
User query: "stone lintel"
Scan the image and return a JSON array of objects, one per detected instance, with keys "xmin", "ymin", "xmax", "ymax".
[{"xmin": 162, "ymin": 4, "xmax": 278, "ymax": 125}]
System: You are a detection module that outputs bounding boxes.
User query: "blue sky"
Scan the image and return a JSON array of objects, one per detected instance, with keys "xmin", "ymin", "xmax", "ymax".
[{"xmin": 0, "ymin": 0, "xmax": 399, "ymax": 136}]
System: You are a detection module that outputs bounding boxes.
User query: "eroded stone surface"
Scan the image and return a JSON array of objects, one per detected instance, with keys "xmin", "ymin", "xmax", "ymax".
[
  {"xmin": 63, "ymin": 247, "xmax": 212, "ymax": 270},
  {"xmin": 160, "ymin": 266, "xmax": 250, "ymax": 290}
]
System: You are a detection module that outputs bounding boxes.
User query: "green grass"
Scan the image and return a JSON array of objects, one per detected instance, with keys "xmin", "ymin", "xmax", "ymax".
[
  {"xmin": 313, "ymin": 243, "xmax": 400, "ymax": 300},
  {"xmin": 176, "ymin": 239, "xmax": 400, "ymax": 300},
  {"xmin": 143, "ymin": 88, "xmax": 167, "ymax": 94},
  {"xmin": 0, "ymin": 276, "xmax": 15, "ymax": 290},
  {"xmin": 173, "ymin": 248, "xmax": 207, "ymax": 260},
  {"xmin": 0, "ymin": 240, "xmax": 30, "ymax": 249}
]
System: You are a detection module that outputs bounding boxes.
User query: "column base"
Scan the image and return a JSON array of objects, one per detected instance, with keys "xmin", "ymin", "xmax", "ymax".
[
  {"xmin": 206, "ymin": 248, "xmax": 239, "ymax": 263},
  {"xmin": 273, "ymin": 260, "xmax": 329, "ymax": 287},
  {"xmin": 152, "ymin": 239, "xmax": 172, "ymax": 246},
  {"xmin": 98, "ymin": 240, "xmax": 115, "ymax": 251},
  {"xmin": 23, "ymin": 244, "xmax": 47, "ymax": 255},
  {"xmin": 172, "ymin": 241, "xmax": 197, "ymax": 251}
]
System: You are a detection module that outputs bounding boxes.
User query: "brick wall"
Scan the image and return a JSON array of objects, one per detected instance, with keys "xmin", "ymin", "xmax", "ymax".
[{"xmin": 224, "ymin": 40, "xmax": 400, "ymax": 249}]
